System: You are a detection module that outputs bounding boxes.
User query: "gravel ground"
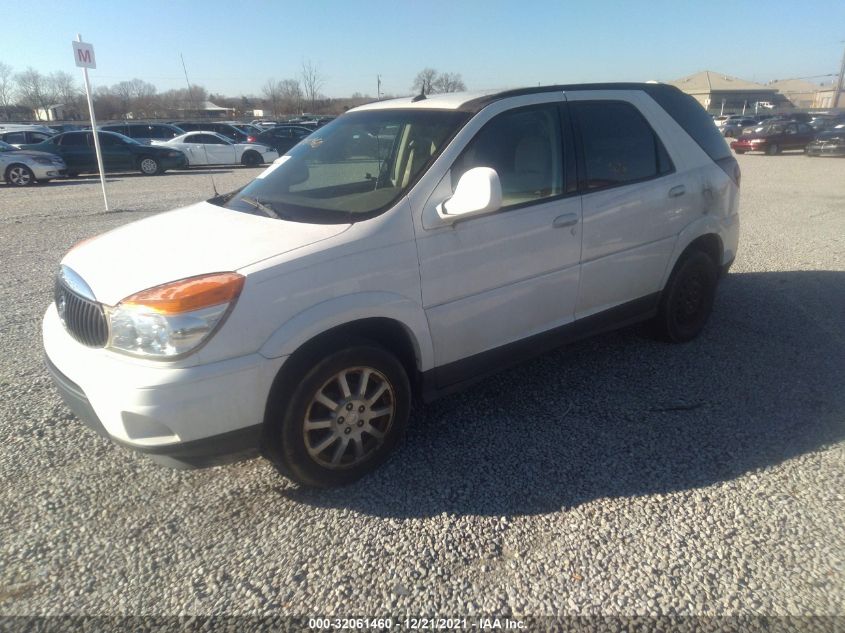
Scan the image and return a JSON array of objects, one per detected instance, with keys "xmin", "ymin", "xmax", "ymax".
[{"xmin": 0, "ymin": 156, "xmax": 843, "ymax": 620}]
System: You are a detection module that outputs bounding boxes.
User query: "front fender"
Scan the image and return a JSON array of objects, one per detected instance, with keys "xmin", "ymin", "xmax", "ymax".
[{"xmin": 258, "ymin": 292, "xmax": 434, "ymax": 371}]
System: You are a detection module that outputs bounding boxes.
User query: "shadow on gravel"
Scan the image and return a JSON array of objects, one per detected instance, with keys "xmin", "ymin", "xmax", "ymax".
[{"xmin": 280, "ymin": 270, "xmax": 845, "ymax": 517}]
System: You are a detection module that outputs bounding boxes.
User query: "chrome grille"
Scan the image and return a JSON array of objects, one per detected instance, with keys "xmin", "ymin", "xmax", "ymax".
[{"xmin": 54, "ymin": 277, "xmax": 108, "ymax": 348}]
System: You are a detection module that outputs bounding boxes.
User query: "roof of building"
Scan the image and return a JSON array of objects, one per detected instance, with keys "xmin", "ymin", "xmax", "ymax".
[
  {"xmin": 667, "ymin": 71, "xmax": 773, "ymax": 94},
  {"xmin": 766, "ymin": 79, "xmax": 821, "ymax": 95}
]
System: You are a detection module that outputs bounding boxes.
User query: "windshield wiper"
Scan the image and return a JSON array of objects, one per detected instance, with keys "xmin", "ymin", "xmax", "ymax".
[{"xmin": 240, "ymin": 195, "xmax": 283, "ymax": 220}]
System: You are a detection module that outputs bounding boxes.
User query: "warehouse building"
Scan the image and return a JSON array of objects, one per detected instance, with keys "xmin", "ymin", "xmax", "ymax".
[{"xmin": 667, "ymin": 70, "xmax": 790, "ymax": 114}]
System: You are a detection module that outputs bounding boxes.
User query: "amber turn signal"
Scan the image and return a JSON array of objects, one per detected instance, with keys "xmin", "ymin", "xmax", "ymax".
[{"xmin": 120, "ymin": 272, "xmax": 245, "ymax": 314}]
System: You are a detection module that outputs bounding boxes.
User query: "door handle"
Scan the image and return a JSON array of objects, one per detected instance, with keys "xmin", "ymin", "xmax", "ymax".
[
  {"xmin": 553, "ymin": 213, "xmax": 579, "ymax": 228},
  {"xmin": 668, "ymin": 185, "xmax": 686, "ymax": 198}
]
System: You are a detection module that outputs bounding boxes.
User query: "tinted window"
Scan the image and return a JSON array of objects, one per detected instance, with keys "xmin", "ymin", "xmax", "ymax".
[
  {"xmin": 573, "ymin": 101, "xmax": 672, "ymax": 190},
  {"xmin": 452, "ymin": 104, "xmax": 564, "ymax": 207},
  {"xmin": 3, "ymin": 132, "xmax": 26, "ymax": 144},
  {"xmin": 151, "ymin": 125, "xmax": 178, "ymax": 139},
  {"xmin": 60, "ymin": 133, "xmax": 88, "ymax": 146},
  {"xmin": 196, "ymin": 134, "xmax": 225, "ymax": 144},
  {"xmin": 646, "ymin": 86, "xmax": 731, "ymax": 162},
  {"xmin": 30, "ymin": 132, "xmax": 53, "ymax": 143},
  {"xmin": 97, "ymin": 133, "xmax": 124, "ymax": 146}
]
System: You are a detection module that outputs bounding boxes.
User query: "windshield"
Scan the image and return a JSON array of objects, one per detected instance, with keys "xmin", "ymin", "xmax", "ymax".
[{"xmin": 219, "ymin": 109, "xmax": 469, "ymax": 223}]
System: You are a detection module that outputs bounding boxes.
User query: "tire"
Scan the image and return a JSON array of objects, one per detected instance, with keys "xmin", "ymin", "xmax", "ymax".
[
  {"xmin": 66, "ymin": 171, "xmax": 79, "ymax": 178},
  {"xmin": 766, "ymin": 143, "xmax": 780, "ymax": 156},
  {"xmin": 139, "ymin": 156, "xmax": 160, "ymax": 175},
  {"xmin": 654, "ymin": 250, "xmax": 719, "ymax": 343},
  {"xmin": 5, "ymin": 164, "xmax": 36, "ymax": 186},
  {"xmin": 241, "ymin": 150, "xmax": 261, "ymax": 167},
  {"xmin": 735, "ymin": 150, "xmax": 745, "ymax": 154},
  {"xmin": 264, "ymin": 343, "xmax": 411, "ymax": 487}
]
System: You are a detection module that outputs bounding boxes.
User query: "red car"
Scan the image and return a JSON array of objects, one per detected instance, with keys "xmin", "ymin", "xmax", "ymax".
[{"xmin": 730, "ymin": 121, "xmax": 816, "ymax": 155}]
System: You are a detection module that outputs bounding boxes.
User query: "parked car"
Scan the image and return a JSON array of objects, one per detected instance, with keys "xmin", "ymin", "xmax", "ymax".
[
  {"xmin": 806, "ymin": 125, "xmax": 845, "ymax": 157},
  {"xmin": 43, "ymin": 82, "xmax": 739, "ymax": 486},
  {"xmin": 252, "ymin": 125, "xmax": 313, "ymax": 154},
  {"xmin": 47, "ymin": 124, "xmax": 82, "ymax": 133},
  {"xmin": 0, "ymin": 139, "xmax": 67, "ymax": 186},
  {"xmin": 151, "ymin": 132, "xmax": 278, "ymax": 166},
  {"xmin": 730, "ymin": 121, "xmax": 816, "ymax": 154},
  {"xmin": 0, "ymin": 128, "xmax": 56, "ymax": 147},
  {"xmin": 19, "ymin": 130, "xmax": 187, "ymax": 176},
  {"xmin": 222, "ymin": 122, "xmax": 263, "ymax": 138},
  {"xmin": 169, "ymin": 121, "xmax": 249, "ymax": 143},
  {"xmin": 722, "ymin": 117, "xmax": 757, "ymax": 138},
  {"xmin": 99, "ymin": 122, "xmax": 185, "ymax": 145},
  {"xmin": 0, "ymin": 123, "xmax": 56, "ymax": 135},
  {"xmin": 809, "ymin": 115, "xmax": 845, "ymax": 132}
]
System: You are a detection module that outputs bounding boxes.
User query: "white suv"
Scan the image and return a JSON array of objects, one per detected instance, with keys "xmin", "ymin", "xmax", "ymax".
[{"xmin": 44, "ymin": 83, "xmax": 740, "ymax": 487}]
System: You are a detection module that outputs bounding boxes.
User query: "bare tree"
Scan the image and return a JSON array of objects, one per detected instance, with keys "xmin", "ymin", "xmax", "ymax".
[
  {"xmin": 279, "ymin": 79, "xmax": 302, "ymax": 114},
  {"xmin": 16, "ymin": 68, "xmax": 56, "ymax": 117},
  {"xmin": 48, "ymin": 71, "xmax": 82, "ymax": 116},
  {"xmin": 262, "ymin": 78, "xmax": 282, "ymax": 117},
  {"xmin": 0, "ymin": 62, "xmax": 13, "ymax": 121},
  {"xmin": 411, "ymin": 68, "xmax": 438, "ymax": 95},
  {"xmin": 301, "ymin": 60, "xmax": 324, "ymax": 112},
  {"xmin": 433, "ymin": 72, "xmax": 466, "ymax": 94},
  {"xmin": 129, "ymin": 78, "xmax": 157, "ymax": 117}
]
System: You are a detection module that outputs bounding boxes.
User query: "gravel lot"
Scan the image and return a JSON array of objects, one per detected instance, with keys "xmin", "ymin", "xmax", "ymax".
[{"xmin": 0, "ymin": 155, "xmax": 843, "ymax": 620}]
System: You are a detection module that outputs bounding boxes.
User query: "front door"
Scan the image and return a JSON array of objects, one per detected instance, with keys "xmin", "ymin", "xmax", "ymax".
[{"xmin": 416, "ymin": 101, "xmax": 582, "ymax": 387}]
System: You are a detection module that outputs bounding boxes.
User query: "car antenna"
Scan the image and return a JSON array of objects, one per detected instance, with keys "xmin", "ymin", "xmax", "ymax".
[
  {"xmin": 412, "ymin": 90, "xmax": 427, "ymax": 102},
  {"xmin": 210, "ymin": 175, "xmax": 219, "ymax": 198}
]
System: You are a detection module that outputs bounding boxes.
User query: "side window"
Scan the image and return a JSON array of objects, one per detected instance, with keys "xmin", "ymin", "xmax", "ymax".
[
  {"xmin": 451, "ymin": 104, "xmax": 564, "ymax": 208},
  {"xmin": 97, "ymin": 133, "xmax": 122, "ymax": 147},
  {"xmin": 4, "ymin": 132, "xmax": 26, "ymax": 144},
  {"xmin": 196, "ymin": 134, "xmax": 223, "ymax": 144},
  {"xmin": 30, "ymin": 132, "xmax": 53, "ymax": 143},
  {"xmin": 185, "ymin": 134, "xmax": 204, "ymax": 143},
  {"xmin": 573, "ymin": 101, "xmax": 673, "ymax": 190},
  {"xmin": 60, "ymin": 133, "xmax": 88, "ymax": 146}
]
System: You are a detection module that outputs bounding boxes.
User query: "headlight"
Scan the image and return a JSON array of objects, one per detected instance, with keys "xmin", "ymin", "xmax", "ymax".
[
  {"xmin": 107, "ymin": 272, "xmax": 244, "ymax": 358},
  {"xmin": 33, "ymin": 157, "xmax": 54, "ymax": 165}
]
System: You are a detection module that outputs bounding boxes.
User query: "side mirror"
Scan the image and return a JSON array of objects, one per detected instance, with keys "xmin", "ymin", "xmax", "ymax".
[{"xmin": 438, "ymin": 167, "xmax": 502, "ymax": 222}]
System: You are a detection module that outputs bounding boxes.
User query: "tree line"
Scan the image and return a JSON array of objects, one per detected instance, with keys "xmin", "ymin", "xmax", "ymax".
[{"xmin": 0, "ymin": 60, "xmax": 467, "ymax": 122}]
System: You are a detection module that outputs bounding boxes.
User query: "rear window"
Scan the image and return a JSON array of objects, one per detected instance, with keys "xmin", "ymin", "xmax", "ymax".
[{"xmin": 646, "ymin": 86, "xmax": 731, "ymax": 162}]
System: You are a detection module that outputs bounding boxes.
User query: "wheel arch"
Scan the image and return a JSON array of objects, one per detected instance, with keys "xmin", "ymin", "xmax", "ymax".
[{"xmin": 661, "ymin": 226, "xmax": 724, "ymax": 290}]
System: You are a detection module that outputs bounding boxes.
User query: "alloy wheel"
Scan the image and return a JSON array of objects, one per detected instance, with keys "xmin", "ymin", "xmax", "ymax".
[{"xmin": 303, "ymin": 366, "xmax": 395, "ymax": 469}]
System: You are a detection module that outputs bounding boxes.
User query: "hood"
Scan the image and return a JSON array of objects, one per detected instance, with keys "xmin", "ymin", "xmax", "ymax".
[{"xmin": 61, "ymin": 201, "xmax": 350, "ymax": 305}]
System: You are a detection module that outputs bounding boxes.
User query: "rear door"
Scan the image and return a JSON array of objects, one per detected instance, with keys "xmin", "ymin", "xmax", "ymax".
[
  {"xmin": 58, "ymin": 132, "xmax": 95, "ymax": 172},
  {"xmin": 568, "ymin": 94, "xmax": 686, "ymax": 318}
]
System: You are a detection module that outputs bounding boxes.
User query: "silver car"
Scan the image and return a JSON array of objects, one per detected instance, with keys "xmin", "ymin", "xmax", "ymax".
[{"xmin": 0, "ymin": 140, "xmax": 67, "ymax": 186}]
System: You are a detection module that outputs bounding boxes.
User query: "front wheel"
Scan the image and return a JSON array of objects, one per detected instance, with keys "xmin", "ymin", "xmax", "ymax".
[
  {"xmin": 6, "ymin": 164, "xmax": 36, "ymax": 186},
  {"xmin": 265, "ymin": 343, "xmax": 411, "ymax": 487},
  {"xmin": 139, "ymin": 157, "xmax": 160, "ymax": 175},
  {"xmin": 654, "ymin": 251, "xmax": 719, "ymax": 343},
  {"xmin": 735, "ymin": 149, "xmax": 746, "ymax": 154},
  {"xmin": 766, "ymin": 143, "xmax": 780, "ymax": 156}
]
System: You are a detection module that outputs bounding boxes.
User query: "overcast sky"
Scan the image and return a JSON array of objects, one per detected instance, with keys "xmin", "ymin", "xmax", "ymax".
[{"xmin": 2, "ymin": 0, "xmax": 843, "ymax": 98}]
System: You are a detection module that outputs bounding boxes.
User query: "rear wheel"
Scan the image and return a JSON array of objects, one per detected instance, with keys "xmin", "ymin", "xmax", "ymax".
[
  {"xmin": 5, "ymin": 164, "xmax": 36, "ymax": 186},
  {"xmin": 735, "ymin": 149, "xmax": 746, "ymax": 154},
  {"xmin": 766, "ymin": 143, "xmax": 780, "ymax": 156},
  {"xmin": 139, "ymin": 157, "xmax": 160, "ymax": 175},
  {"xmin": 241, "ymin": 150, "xmax": 262, "ymax": 167},
  {"xmin": 654, "ymin": 250, "xmax": 719, "ymax": 343},
  {"xmin": 265, "ymin": 343, "xmax": 411, "ymax": 487}
]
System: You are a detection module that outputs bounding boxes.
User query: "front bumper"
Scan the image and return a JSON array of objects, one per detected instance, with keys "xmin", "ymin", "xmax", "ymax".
[
  {"xmin": 42, "ymin": 304, "xmax": 286, "ymax": 468},
  {"xmin": 31, "ymin": 163, "xmax": 67, "ymax": 179},
  {"xmin": 806, "ymin": 144, "xmax": 845, "ymax": 157}
]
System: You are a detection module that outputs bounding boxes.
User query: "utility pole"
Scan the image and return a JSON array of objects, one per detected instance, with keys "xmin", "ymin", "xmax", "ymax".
[
  {"xmin": 377, "ymin": 74, "xmax": 382, "ymax": 101},
  {"xmin": 834, "ymin": 41, "xmax": 845, "ymax": 109}
]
